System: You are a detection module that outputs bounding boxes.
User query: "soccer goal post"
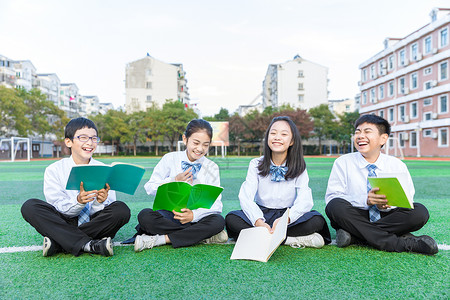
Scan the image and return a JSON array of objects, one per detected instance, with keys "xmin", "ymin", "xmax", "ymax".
[{"xmin": 0, "ymin": 137, "xmax": 31, "ymax": 162}]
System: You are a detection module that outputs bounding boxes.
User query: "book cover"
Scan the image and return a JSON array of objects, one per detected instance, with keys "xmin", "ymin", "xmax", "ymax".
[
  {"xmin": 368, "ymin": 177, "xmax": 413, "ymax": 209},
  {"xmin": 66, "ymin": 162, "xmax": 145, "ymax": 195},
  {"xmin": 230, "ymin": 209, "xmax": 289, "ymax": 262},
  {"xmin": 152, "ymin": 181, "xmax": 223, "ymax": 212}
]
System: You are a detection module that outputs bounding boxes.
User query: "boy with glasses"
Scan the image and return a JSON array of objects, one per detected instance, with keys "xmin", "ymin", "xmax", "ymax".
[{"xmin": 21, "ymin": 117, "xmax": 130, "ymax": 256}]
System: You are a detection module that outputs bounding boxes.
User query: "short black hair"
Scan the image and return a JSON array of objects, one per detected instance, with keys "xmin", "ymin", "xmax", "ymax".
[
  {"xmin": 258, "ymin": 116, "xmax": 306, "ymax": 179},
  {"xmin": 64, "ymin": 117, "xmax": 98, "ymax": 140},
  {"xmin": 355, "ymin": 114, "xmax": 391, "ymax": 136},
  {"xmin": 184, "ymin": 119, "xmax": 213, "ymax": 141}
]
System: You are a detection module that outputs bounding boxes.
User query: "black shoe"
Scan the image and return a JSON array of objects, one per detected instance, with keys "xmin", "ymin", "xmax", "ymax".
[
  {"xmin": 403, "ymin": 235, "xmax": 438, "ymax": 255},
  {"xmin": 43, "ymin": 237, "xmax": 62, "ymax": 257},
  {"xmin": 336, "ymin": 229, "xmax": 354, "ymax": 248},
  {"xmin": 89, "ymin": 237, "xmax": 114, "ymax": 256}
]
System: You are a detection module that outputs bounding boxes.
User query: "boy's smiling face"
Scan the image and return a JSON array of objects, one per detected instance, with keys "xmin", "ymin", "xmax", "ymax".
[
  {"xmin": 354, "ymin": 122, "xmax": 388, "ymax": 162},
  {"xmin": 65, "ymin": 127, "xmax": 98, "ymax": 165}
]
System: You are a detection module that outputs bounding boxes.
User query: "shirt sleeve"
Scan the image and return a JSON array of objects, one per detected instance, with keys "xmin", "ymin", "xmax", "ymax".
[
  {"xmin": 44, "ymin": 164, "xmax": 84, "ymax": 217},
  {"xmin": 191, "ymin": 161, "xmax": 223, "ymax": 222},
  {"xmin": 144, "ymin": 155, "xmax": 174, "ymax": 195},
  {"xmin": 289, "ymin": 170, "xmax": 314, "ymax": 224},
  {"xmin": 325, "ymin": 159, "xmax": 349, "ymax": 205},
  {"xmin": 238, "ymin": 159, "xmax": 264, "ymax": 226}
]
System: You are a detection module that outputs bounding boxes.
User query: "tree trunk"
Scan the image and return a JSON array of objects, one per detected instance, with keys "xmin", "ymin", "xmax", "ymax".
[
  {"xmin": 133, "ymin": 139, "xmax": 137, "ymax": 156},
  {"xmin": 111, "ymin": 140, "xmax": 115, "ymax": 156},
  {"xmin": 237, "ymin": 139, "xmax": 241, "ymax": 156},
  {"xmin": 155, "ymin": 140, "xmax": 159, "ymax": 156},
  {"xmin": 318, "ymin": 137, "xmax": 322, "ymax": 155}
]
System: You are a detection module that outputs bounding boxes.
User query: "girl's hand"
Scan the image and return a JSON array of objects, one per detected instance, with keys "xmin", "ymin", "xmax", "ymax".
[
  {"xmin": 77, "ymin": 181, "xmax": 97, "ymax": 204},
  {"xmin": 173, "ymin": 208, "xmax": 194, "ymax": 224},
  {"xmin": 175, "ymin": 168, "xmax": 194, "ymax": 184},
  {"xmin": 97, "ymin": 183, "xmax": 110, "ymax": 203},
  {"xmin": 255, "ymin": 218, "xmax": 273, "ymax": 233}
]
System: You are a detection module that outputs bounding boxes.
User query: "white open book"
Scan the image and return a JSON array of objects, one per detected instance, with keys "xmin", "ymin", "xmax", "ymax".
[{"xmin": 230, "ymin": 209, "xmax": 289, "ymax": 262}]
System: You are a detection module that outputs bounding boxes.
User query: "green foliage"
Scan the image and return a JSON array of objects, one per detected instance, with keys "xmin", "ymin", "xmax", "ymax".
[
  {"xmin": 205, "ymin": 107, "xmax": 230, "ymax": 121},
  {"xmin": 309, "ymin": 104, "xmax": 337, "ymax": 154},
  {"xmin": 333, "ymin": 111, "xmax": 360, "ymax": 148}
]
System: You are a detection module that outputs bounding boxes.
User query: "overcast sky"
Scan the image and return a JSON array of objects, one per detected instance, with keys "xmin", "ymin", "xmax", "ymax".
[{"xmin": 1, "ymin": 0, "xmax": 449, "ymax": 116}]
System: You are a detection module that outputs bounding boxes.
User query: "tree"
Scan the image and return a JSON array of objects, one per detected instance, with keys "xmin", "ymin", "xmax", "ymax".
[
  {"xmin": 160, "ymin": 100, "xmax": 197, "ymax": 152},
  {"xmin": 93, "ymin": 109, "xmax": 130, "ymax": 156},
  {"xmin": 334, "ymin": 111, "xmax": 360, "ymax": 153},
  {"xmin": 273, "ymin": 108, "xmax": 314, "ymax": 139},
  {"xmin": 124, "ymin": 111, "xmax": 148, "ymax": 156},
  {"xmin": 309, "ymin": 104, "xmax": 337, "ymax": 154},
  {"xmin": 0, "ymin": 86, "xmax": 31, "ymax": 136},
  {"xmin": 144, "ymin": 105, "xmax": 165, "ymax": 156}
]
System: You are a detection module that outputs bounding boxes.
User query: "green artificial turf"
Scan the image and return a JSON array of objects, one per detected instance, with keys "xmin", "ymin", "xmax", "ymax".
[{"xmin": 0, "ymin": 156, "xmax": 449, "ymax": 299}]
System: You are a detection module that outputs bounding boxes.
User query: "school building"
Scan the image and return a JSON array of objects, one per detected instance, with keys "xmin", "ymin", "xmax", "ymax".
[{"xmin": 359, "ymin": 8, "xmax": 450, "ymax": 157}]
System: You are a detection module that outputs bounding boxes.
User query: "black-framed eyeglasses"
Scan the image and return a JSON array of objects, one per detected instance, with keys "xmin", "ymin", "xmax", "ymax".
[{"xmin": 74, "ymin": 135, "xmax": 101, "ymax": 143}]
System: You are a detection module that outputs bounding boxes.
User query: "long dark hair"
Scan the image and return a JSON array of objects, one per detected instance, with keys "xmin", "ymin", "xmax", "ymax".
[{"xmin": 258, "ymin": 116, "xmax": 306, "ymax": 179}]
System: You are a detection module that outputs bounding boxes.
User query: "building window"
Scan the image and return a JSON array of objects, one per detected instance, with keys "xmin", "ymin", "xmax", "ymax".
[
  {"xmin": 362, "ymin": 69, "xmax": 367, "ymax": 82},
  {"xmin": 411, "ymin": 43, "xmax": 419, "ymax": 60},
  {"xmin": 424, "ymin": 36, "xmax": 432, "ymax": 54},
  {"xmin": 146, "ymin": 69, "xmax": 152, "ymax": 76},
  {"xmin": 298, "ymin": 94, "xmax": 304, "ymax": 102},
  {"xmin": 423, "ymin": 129, "xmax": 432, "ymax": 137},
  {"xmin": 146, "ymin": 82, "xmax": 152, "ymax": 89},
  {"xmin": 388, "ymin": 55, "xmax": 395, "ymax": 70},
  {"xmin": 439, "ymin": 95, "xmax": 448, "ymax": 114},
  {"xmin": 298, "ymin": 70, "xmax": 304, "ymax": 77},
  {"xmin": 399, "ymin": 77, "xmax": 406, "ymax": 94},
  {"xmin": 362, "ymin": 92, "xmax": 367, "ymax": 104},
  {"xmin": 440, "ymin": 27, "xmax": 448, "ymax": 48},
  {"xmin": 370, "ymin": 88, "xmax": 376, "ymax": 102},
  {"xmin": 146, "ymin": 95, "xmax": 152, "ymax": 102},
  {"xmin": 410, "ymin": 72, "xmax": 418, "ymax": 90},
  {"xmin": 379, "ymin": 110, "xmax": 385, "ymax": 119},
  {"xmin": 388, "ymin": 81, "xmax": 395, "ymax": 97},
  {"xmin": 424, "ymin": 112, "xmax": 432, "ymax": 121},
  {"xmin": 379, "ymin": 85, "xmax": 385, "ymax": 99},
  {"xmin": 399, "ymin": 133, "xmax": 405, "ymax": 148},
  {"xmin": 388, "ymin": 107, "xmax": 394, "ymax": 122},
  {"xmin": 424, "ymin": 81, "xmax": 433, "ymax": 90},
  {"xmin": 424, "ymin": 98, "xmax": 432, "ymax": 106},
  {"xmin": 389, "ymin": 135, "xmax": 394, "ymax": 148},
  {"xmin": 379, "ymin": 60, "xmax": 386, "ymax": 75},
  {"xmin": 411, "ymin": 102, "xmax": 418, "ymax": 118},
  {"xmin": 424, "ymin": 67, "xmax": 432, "ymax": 75},
  {"xmin": 399, "ymin": 49, "xmax": 406, "ymax": 66},
  {"xmin": 298, "ymin": 83, "xmax": 304, "ymax": 90},
  {"xmin": 399, "ymin": 105, "xmax": 406, "ymax": 122},
  {"xmin": 410, "ymin": 131, "xmax": 417, "ymax": 148},
  {"xmin": 439, "ymin": 128, "xmax": 448, "ymax": 147},
  {"xmin": 439, "ymin": 61, "xmax": 448, "ymax": 81},
  {"xmin": 370, "ymin": 65, "xmax": 376, "ymax": 79}
]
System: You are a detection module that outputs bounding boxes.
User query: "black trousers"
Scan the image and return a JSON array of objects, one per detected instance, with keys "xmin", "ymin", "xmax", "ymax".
[
  {"xmin": 225, "ymin": 211, "xmax": 327, "ymax": 241},
  {"xmin": 137, "ymin": 209, "xmax": 225, "ymax": 248},
  {"xmin": 21, "ymin": 198, "xmax": 131, "ymax": 256},
  {"xmin": 325, "ymin": 198, "xmax": 429, "ymax": 252}
]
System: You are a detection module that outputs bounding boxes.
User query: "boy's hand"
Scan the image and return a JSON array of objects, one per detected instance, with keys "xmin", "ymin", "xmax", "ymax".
[
  {"xmin": 97, "ymin": 183, "xmax": 110, "ymax": 203},
  {"xmin": 255, "ymin": 219, "xmax": 272, "ymax": 233},
  {"xmin": 77, "ymin": 181, "xmax": 98, "ymax": 204},
  {"xmin": 367, "ymin": 187, "xmax": 390, "ymax": 209},
  {"xmin": 173, "ymin": 208, "xmax": 194, "ymax": 224},
  {"xmin": 175, "ymin": 168, "xmax": 194, "ymax": 184}
]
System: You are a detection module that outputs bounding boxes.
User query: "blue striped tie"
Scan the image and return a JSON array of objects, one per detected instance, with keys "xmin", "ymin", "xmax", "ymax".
[
  {"xmin": 367, "ymin": 164, "xmax": 380, "ymax": 222},
  {"xmin": 78, "ymin": 202, "xmax": 91, "ymax": 226},
  {"xmin": 270, "ymin": 165, "xmax": 288, "ymax": 182},
  {"xmin": 181, "ymin": 161, "xmax": 202, "ymax": 179}
]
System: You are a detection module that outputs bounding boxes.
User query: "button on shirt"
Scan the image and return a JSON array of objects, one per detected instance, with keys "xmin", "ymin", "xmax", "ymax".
[
  {"xmin": 144, "ymin": 151, "xmax": 223, "ymax": 223},
  {"xmin": 325, "ymin": 152, "xmax": 415, "ymax": 210},
  {"xmin": 43, "ymin": 156, "xmax": 116, "ymax": 217},
  {"xmin": 239, "ymin": 157, "xmax": 314, "ymax": 226}
]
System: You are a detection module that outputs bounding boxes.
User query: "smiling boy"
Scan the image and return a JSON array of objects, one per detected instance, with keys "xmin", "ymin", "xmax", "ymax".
[
  {"xmin": 21, "ymin": 117, "xmax": 130, "ymax": 256},
  {"xmin": 325, "ymin": 114, "xmax": 438, "ymax": 255}
]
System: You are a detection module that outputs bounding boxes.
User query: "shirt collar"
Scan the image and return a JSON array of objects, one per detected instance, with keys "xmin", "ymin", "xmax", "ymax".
[
  {"xmin": 183, "ymin": 150, "xmax": 205, "ymax": 164},
  {"xmin": 355, "ymin": 152, "xmax": 385, "ymax": 172}
]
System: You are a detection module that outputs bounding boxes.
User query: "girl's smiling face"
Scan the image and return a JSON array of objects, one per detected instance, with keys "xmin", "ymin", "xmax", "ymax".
[
  {"xmin": 183, "ymin": 129, "xmax": 211, "ymax": 162},
  {"xmin": 267, "ymin": 120, "xmax": 294, "ymax": 156}
]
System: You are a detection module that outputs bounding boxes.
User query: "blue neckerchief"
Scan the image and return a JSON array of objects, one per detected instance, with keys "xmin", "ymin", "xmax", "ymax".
[
  {"xmin": 181, "ymin": 161, "xmax": 202, "ymax": 179},
  {"xmin": 270, "ymin": 165, "xmax": 288, "ymax": 182}
]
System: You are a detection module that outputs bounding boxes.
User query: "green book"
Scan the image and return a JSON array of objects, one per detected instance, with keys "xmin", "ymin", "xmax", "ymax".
[
  {"xmin": 66, "ymin": 162, "xmax": 146, "ymax": 195},
  {"xmin": 368, "ymin": 177, "xmax": 413, "ymax": 209},
  {"xmin": 153, "ymin": 182, "xmax": 223, "ymax": 212}
]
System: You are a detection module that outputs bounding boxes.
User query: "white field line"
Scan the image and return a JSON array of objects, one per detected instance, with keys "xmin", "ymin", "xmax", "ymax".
[{"xmin": 0, "ymin": 241, "xmax": 449, "ymax": 254}]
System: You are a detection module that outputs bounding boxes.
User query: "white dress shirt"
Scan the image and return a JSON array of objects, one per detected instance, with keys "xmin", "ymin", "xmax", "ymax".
[
  {"xmin": 144, "ymin": 151, "xmax": 223, "ymax": 223},
  {"xmin": 325, "ymin": 152, "xmax": 415, "ymax": 210},
  {"xmin": 238, "ymin": 157, "xmax": 314, "ymax": 226},
  {"xmin": 44, "ymin": 156, "xmax": 116, "ymax": 217}
]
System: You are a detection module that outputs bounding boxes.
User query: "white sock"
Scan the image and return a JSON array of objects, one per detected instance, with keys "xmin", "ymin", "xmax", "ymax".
[
  {"xmin": 154, "ymin": 234, "xmax": 166, "ymax": 247},
  {"xmin": 284, "ymin": 236, "xmax": 297, "ymax": 245},
  {"xmin": 83, "ymin": 241, "xmax": 91, "ymax": 252}
]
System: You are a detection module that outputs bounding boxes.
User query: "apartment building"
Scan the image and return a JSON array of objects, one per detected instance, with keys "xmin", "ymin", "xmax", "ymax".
[
  {"xmin": 125, "ymin": 54, "xmax": 189, "ymax": 113},
  {"xmin": 34, "ymin": 73, "xmax": 61, "ymax": 106},
  {"xmin": 359, "ymin": 8, "xmax": 450, "ymax": 157},
  {"xmin": 328, "ymin": 98, "xmax": 357, "ymax": 116},
  {"xmin": 262, "ymin": 55, "xmax": 329, "ymax": 111}
]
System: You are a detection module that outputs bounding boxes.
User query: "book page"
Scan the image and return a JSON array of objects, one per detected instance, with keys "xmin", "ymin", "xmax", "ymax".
[
  {"xmin": 108, "ymin": 163, "xmax": 146, "ymax": 195},
  {"xmin": 368, "ymin": 177, "xmax": 413, "ymax": 209},
  {"xmin": 66, "ymin": 165, "xmax": 111, "ymax": 191},
  {"xmin": 230, "ymin": 227, "xmax": 272, "ymax": 262},
  {"xmin": 376, "ymin": 172, "xmax": 413, "ymax": 205},
  {"xmin": 267, "ymin": 209, "xmax": 289, "ymax": 256}
]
